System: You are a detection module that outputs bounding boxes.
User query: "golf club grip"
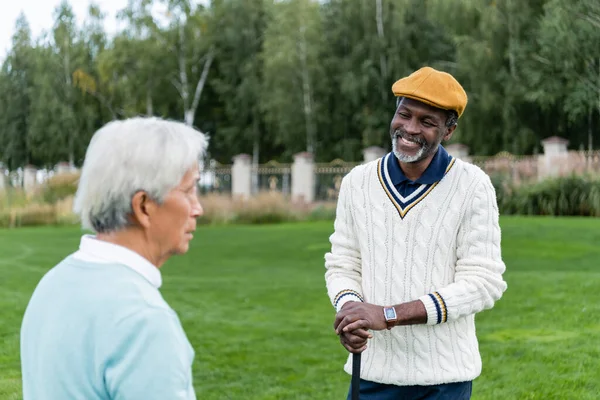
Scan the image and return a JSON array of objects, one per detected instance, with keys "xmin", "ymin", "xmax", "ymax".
[{"xmin": 351, "ymin": 353, "xmax": 361, "ymax": 400}]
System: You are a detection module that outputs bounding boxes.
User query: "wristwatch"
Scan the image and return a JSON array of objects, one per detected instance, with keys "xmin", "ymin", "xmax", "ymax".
[{"xmin": 383, "ymin": 306, "xmax": 398, "ymax": 330}]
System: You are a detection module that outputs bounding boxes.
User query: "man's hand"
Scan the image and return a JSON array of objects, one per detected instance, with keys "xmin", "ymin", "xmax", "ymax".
[
  {"xmin": 334, "ymin": 302, "xmax": 388, "ymax": 335},
  {"xmin": 339, "ymin": 328, "xmax": 371, "ymax": 353},
  {"xmin": 336, "ymin": 303, "xmax": 373, "ymax": 353}
]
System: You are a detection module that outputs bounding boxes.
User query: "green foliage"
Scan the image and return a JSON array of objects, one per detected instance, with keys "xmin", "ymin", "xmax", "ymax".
[
  {"xmin": 496, "ymin": 175, "xmax": 600, "ymax": 216},
  {"xmin": 261, "ymin": 0, "xmax": 325, "ymax": 158},
  {"xmin": 526, "ymin": 0, "xmax": 600, "ymax": 124},
  {"xmin": 0, "ymin": 0, "xmax": 599, "ymax": 167},
  {"xmin": 318, "ymin": 0, "xmax": 455, "ymax": 161},
  {"xmin": 233, "ymin": 210, "xmax": 296, "ymax": 225},
  {"xmin": 306, "ymin": 203, "xmax": 337, "ymax": 221},
  {"xmin": 0, "ymin": 14, "xmax": 35, "ymax": 169},
  {"xmin": 2, "ymin": 219, "xmax": 600, "ymax": 398},
  {"xmin": 0, "ymin": 207, "xmax": 11, "ymax": 228},
  {"xmin": 209, "ymin": 0, "xmax": 271, "ymax": 162}
]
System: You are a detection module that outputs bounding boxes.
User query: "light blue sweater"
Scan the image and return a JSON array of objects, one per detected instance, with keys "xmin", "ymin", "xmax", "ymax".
[{"xmin": 20, "ymin": 256, "xmax": 196, "ymax": 399}]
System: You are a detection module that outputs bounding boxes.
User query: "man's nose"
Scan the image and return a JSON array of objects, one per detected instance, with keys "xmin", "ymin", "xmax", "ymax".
[
  {"xmin": 192, "ymin": 198, "xmax": 204, "ymax": 217},
  {"xmin": 404, "ymin": 118, "xmax": 420, "ymax": 135}
]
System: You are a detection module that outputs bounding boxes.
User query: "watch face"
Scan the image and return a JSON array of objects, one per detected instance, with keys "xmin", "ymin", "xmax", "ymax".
[{"xmin": 384, "ymin": 307, "xmax": 396, "ymax": 320}]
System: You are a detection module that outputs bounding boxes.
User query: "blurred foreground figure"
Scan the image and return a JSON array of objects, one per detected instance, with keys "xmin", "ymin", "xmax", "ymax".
[
  {"xmin": 325, "ymin": 67, "xmax": 507, "ymax": 400},
  {"xmin": 21, "ymin": 117, "xmax": 208, "ymax": 399}
]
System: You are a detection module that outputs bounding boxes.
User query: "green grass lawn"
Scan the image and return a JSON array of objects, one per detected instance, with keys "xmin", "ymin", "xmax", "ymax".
[{"xmin": 1, "ymin": 216, "xmax": 600, "ymax": 399}]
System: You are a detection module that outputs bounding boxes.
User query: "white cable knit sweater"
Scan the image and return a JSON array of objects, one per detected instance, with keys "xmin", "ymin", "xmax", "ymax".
[{"xmin": 324, "ymin": 156, "xmax": 507, "ymax": 386}]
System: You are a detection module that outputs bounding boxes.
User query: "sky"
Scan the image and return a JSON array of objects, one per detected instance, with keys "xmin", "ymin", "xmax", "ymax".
[{"xmin": 0, "ymin": 0, "xmax": 126, "ymax": 61}]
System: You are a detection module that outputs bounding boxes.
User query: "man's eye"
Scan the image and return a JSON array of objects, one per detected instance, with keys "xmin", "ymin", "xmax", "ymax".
[
  {"xmin": 423, "ymin": 121, "xmax": 434, "ymax": 127},
  {"xmin": 398, "ymin": 113, "xmax": 410, "ymax": 118}
]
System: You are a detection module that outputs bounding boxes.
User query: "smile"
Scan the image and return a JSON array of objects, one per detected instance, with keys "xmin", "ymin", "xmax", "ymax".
[
  {"xmin": 394, "ymin": 131, "xmax": 424, "ymax": 146},
  {"xmin": 396, "ymin": 135, "xmax": 423, "ymax": 148}
]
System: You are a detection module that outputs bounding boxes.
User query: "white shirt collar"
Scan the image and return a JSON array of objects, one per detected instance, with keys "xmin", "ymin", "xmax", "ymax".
[{"xmin": 71, "ymin": 235, "xmax": 162, "ymax": 288}]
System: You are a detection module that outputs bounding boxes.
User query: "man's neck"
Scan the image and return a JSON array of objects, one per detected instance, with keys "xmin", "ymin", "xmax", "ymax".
[
  {"xmin": 96, "ymin": 229, "xmax": 165, "ymax": 268},
  {"xmin": 397, "ymin": 151, "xmax": 437, "ymax": 182}
]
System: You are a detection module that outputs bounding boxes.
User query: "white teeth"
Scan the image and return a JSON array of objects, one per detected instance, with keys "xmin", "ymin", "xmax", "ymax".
[{"xmin": 395, "ymin": 132, "xmax": 422, "ymax": 145}]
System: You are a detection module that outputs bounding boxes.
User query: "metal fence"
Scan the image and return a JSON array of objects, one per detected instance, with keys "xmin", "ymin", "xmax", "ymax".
[
  {"xmin": 199, "ymin": 161, "xmax": 232, "ymax": 195},
  {"xmin": 565, "ymin": 150, "xmax": 600, "ymax": 175},
  {"xmin": 314, "ymin": 159, "xmax": 360, "ymax": 201},
  {"xmin": 470, "ymin": 152, "xmax": 539, "ymax": 184},
  {"xmin": 471, "ymin": 150, "xmax": 600, "ymax": 185},
  {"xmin": 254, "ymin": 160, "xmax": 292, "ymax": 195},
  {"xmin": 193, "ymin": 150, "xmax": 600, "ymax": 200}
]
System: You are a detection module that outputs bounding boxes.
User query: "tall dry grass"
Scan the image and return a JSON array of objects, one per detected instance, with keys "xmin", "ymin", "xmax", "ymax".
[
  {"xmin": 36, "ymin": 172, "xmax": 80, "ymax": 205},
  {"xmin": 0, "ymin": 188, "xmax": 28, "ymax": 211},
  {"xmin": 198, "ymin": 191, "xmax": 327, "ymax": 225},
  {"xmin": 1, "ymin": 180, "xmax": 337, "ymax": 229},
  {"xmin": 0, "ymin": 171, "xmax": 81, "ymax": 228}
]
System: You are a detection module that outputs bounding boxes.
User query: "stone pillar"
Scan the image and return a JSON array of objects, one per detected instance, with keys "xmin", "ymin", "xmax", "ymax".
[
  {"xmin": 362, "ymin": 146, "xmax": 386, "ymax": 163},
  {"xmin": 232, "ymin": 154, "xmax": 252, "ymax": 199},
  {"xmin": 445, "ymin": 143, "xmax": 471, "ymax": 162},
  {"xmin": 55, "ymin": 161, "xmax": 72, "ymax": 175},
  {"xmin": 540, "ymin": 136, "xmax": 569, "ymax": 179},
  {"xmin": 23, "ymin": 165, "xmax": 38, "ymax": 193},
  {"xmin": 0, "ymin": 167, "xmax": 6, "ymax": 191},
  {"xmin": 291, "ymin": 152, "xmax": 315, "ymax": 203}
]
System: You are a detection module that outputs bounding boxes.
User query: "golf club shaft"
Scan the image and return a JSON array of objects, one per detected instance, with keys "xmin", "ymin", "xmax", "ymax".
[{"xmin": 351, "ymin": 353, "xmax": 361, "ymax": 400}]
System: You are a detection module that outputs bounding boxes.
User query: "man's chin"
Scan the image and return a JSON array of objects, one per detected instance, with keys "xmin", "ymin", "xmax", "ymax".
[
  {"xmin": 174, "ymin": 243, "xmax": 190, "ymax": 255},
  {"xmin": 393, "ymin": 150, "xmax": 424, "ymax": 163}
]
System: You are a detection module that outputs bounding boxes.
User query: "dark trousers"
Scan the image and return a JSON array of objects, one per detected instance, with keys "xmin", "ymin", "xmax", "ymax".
[{"xmin": 346, "ymin": 378, "xmax": 472, "ymax": 400}]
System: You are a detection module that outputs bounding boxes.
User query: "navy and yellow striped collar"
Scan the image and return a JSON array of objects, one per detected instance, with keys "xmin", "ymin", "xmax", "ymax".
[{"xmin": 377, "ymin": 149, "xmax": 456, "ymax": 219}]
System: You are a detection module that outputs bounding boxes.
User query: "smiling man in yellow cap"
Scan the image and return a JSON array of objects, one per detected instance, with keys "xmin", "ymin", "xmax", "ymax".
[{"xmin": 324, "ymin": 66, "xmax": 507, "ymax": 399}]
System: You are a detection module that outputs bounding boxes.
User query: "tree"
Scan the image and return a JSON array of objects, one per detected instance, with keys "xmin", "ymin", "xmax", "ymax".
[
  {"xmin": 27, "ymin": 1, "xmax": 94, "ymax": 166},
  {"xmin": 429, "ymin": 0, "xmax": 549, "ymax": 155},
  {"xmin": 319, "ymin": 0, "xmax": 454, "ymax": 160},
  {"xmin": 0, "ymin": 14, "xmax": 35, "ymax": 170},
  {"xmin": 262, "ymin": 0, "xmax": 325, "ymax": 159},
  {"xmin": 526, "ymin": 0, "xmax": 600, "ymax": 150},
  {"xmin": 0, "ymin": 0, "xmax": 597, "ymax": 170},
  {"xmin": 72, "ymin": 3, "xmax": 121, "ymax": 120},
  {"xmin": 210, "ymin": 0, "xmax": 271, "ymax": 165},
  {"xmin": 117, "ymin": 0, "xmax": 214, "ymax": 126}
]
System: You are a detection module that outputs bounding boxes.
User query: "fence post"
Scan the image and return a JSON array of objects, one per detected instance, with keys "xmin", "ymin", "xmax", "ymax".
[
  {"xmin": 362, "ymin": 146, "xmax": 386, "ymax": 163},
  {"xmin": 540, "ymin": 136, "xmax": 569, "ymax": 179},
  {"xmin": 23, "ymin": 165, "xmax": 38, "ymax": 194},
  {"xmin": 0, "ymin": 166, "xmax": 5, "ymax": 192},
  {"xmin": 232, "ymin": 154, "xmax": 252, "ymax": 199},
  {"xmin": 55, "ymin": 161, "xmax": 73, "ymax": 175},
  {"xmin": 292, "ymin": 152, "xmax": 315, "ymax": 203}
]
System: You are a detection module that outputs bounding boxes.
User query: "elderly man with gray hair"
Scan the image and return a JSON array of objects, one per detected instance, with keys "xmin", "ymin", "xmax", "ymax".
[{"xmin": 20, "ymin": 117, "xmax": 207, "ymax": 399}]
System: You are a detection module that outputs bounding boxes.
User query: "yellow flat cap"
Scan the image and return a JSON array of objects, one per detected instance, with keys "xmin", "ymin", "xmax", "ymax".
[{"xmin": 392, "ymin": 66, "xmax": 468, "ymax": 117}]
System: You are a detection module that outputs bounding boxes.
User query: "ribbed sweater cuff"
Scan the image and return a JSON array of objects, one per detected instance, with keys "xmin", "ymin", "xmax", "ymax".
[
  {"xmin": 419, "ymin": 292, "xmax": 448, "ymax": 325},
  {"xmin": 334, "ymin": 290, "xmax": 364, "ymax": 312}
]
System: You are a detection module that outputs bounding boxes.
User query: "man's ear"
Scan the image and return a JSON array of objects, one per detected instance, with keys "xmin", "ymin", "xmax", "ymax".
[
  {"xmin": 442, "ymin": 125, "xmax": 457, "ymax": 142},
  {"xmin": 130, "ymin": 191, "xmax": 157, "ymax": 229}
]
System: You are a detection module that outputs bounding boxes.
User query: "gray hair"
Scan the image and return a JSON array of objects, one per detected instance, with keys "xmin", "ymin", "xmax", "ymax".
[
  {"xmin": 445, "ymin": 110, "xmax": 458, "ymax": 128},
  {"xmin": 73, "ymin": 117, "xmax": 209, "ymax": 233}
]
